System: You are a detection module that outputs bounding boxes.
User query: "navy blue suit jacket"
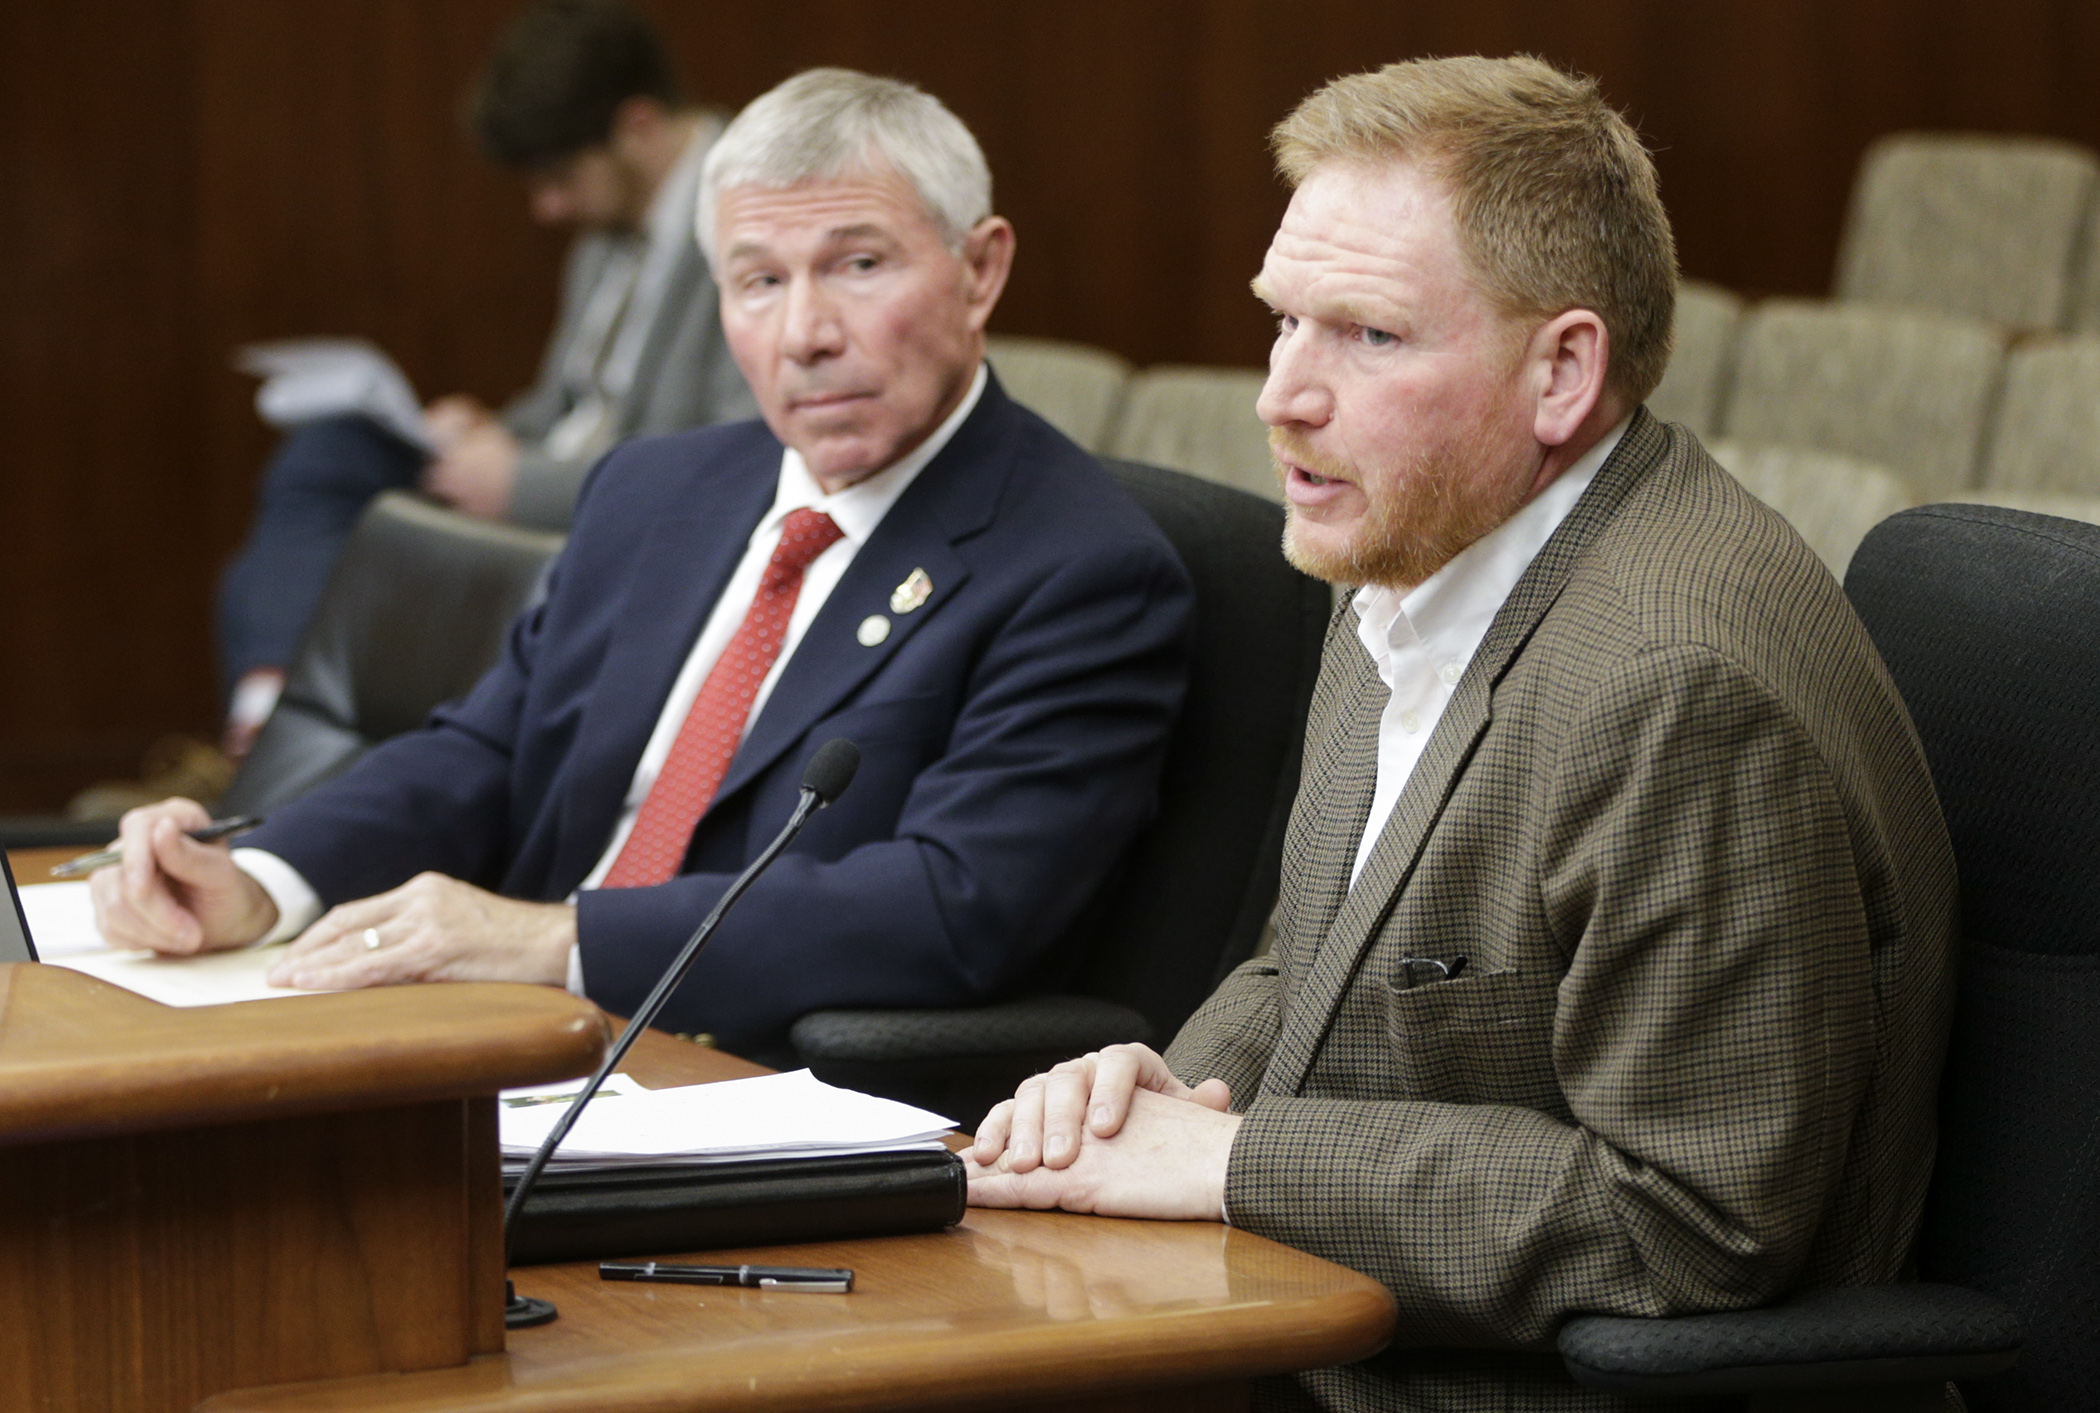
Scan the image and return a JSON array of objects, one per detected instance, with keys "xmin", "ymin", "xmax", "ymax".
[{"xmin": 246, "ymin": 378, "xmax": 1196, "ymax": 1057}]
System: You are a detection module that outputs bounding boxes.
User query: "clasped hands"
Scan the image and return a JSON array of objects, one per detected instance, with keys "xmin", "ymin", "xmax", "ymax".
[
  {"xmin": 420, "ymin": 394, "xmax": 521, "ymax": 521},
  {"xmin": 88, "ymin": 798, "xmax": 575, "ymax": 990},
  {"xmin": 964, "ymin": 1043, "xmax": 1242, "ymax": 1222}
]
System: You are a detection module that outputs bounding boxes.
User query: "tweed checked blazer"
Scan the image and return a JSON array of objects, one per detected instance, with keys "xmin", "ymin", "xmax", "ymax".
[{"xmin": 1163, "ymin": 409, "xmax": 1959, "ymax": 1413}]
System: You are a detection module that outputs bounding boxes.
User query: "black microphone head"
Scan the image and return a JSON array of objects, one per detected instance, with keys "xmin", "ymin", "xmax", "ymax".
[{"xmin": 802, "ymin": 738, "xmax": 860, "ymax": 805}]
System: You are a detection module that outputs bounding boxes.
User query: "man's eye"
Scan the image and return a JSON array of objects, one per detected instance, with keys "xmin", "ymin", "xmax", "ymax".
[
  {"xmin": 845, "ymin": 256, "xmax": 880, "ymax": 273},
  {"xmin": 1275, "ymin": 314, "xmax": 1297, "ymax": 336},
  {"xmin": 1362, "ymin": 327, "xmax": 1395, "ymax": 347}
]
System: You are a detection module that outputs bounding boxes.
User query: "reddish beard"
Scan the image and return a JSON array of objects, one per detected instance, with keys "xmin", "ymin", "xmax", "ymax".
[{"xmin": 1271, "ymin": 419, "xmax": 1530, "ymax": 589}]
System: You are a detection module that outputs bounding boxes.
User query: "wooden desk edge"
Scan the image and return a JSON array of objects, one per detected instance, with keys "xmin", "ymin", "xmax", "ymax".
[
  {"xmin": 0, "ymin": 966, "xmax": 610, "ymax": 1143},
  {"xmin": 199, "ymin": 1274, "xmax": 1395, "ymax": 1412}
]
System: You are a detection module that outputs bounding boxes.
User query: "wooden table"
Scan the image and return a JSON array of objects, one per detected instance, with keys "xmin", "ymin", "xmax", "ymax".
[{"xmin": 6, "ymin": 849, "xmax": 1397, "ymax": 1412}]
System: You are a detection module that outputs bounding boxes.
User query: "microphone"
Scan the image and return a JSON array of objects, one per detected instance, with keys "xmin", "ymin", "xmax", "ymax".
[{"xmin": 502, "ymin": 738, "xmax": 861, "ymax": 1328}]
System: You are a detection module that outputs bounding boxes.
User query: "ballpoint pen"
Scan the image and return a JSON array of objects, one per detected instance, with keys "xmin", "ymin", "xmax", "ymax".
[
  {"xmin": 599, "ymin": 1261, "xmax": 854, "ymax": 1293},
  {"xmin": 48, "ymin": 816, "xmax": 266, "ymax": 878}
]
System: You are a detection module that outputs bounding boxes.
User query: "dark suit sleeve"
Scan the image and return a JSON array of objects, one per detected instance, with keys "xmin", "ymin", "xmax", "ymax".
[
  {"xmin": 574, "ymin": 537, "xmax": 1195, "ymax": 1057},
  {"xmin": 237, "ymin": 598, "xmax": 550, "ymax": 902},
  {"xmin": 1218, "ymin": 645, "xmax": 1880, "ymax": 1349}
]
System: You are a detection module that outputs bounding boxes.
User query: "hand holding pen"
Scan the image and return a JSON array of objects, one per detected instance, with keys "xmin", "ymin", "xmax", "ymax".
[
  {"xmin": 51, "ymin": 815, "xmax": 265, "ymax": 878},
  {"xmin": 82, "ymin": 800, "xmax": 284, "ymax": 958}
]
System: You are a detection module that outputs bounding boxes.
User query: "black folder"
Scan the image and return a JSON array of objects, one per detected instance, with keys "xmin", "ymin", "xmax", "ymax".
[{"xmin": 504, "ymin": 1146, "xmax": 966, "ymax": 1265}]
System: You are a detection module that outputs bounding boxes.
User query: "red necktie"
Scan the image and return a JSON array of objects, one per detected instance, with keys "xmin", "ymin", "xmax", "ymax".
[{"xmin": 602, "ymin": 508, "xmax": 845, "ymax": 889}]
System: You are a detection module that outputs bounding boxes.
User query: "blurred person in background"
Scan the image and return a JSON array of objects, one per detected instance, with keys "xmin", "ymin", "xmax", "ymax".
[{"xmin": 210, "ymin": 0, "xmax": 753, "ymax": 767}]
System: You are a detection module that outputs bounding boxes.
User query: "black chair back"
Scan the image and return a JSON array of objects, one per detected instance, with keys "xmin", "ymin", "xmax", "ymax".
[
  {"xmin": 1846, "ymin": 503, "xmax": 2100, "ymax": 1412},
  {"xmin": 222, "ymin": 492, "xmax": 565, "ymax": 815},
  {"xmin": 1089, "ymin": 460, "xmax": 1329, "ymax": 1038},
  {"xmin": 790, "ymin": 462, "xmax": 1329, "ymax": 1126}
]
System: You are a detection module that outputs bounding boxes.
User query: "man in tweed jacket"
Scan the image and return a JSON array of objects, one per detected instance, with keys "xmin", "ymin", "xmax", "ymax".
[{"xmin": 967, "ymin": 56, "xmax": 1958, "ymax": 1412}]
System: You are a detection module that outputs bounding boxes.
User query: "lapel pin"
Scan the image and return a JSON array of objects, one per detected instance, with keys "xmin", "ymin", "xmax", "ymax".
[
  {"xmin": 889, "ymin": 568, "xmax": 933, "ymax": 614},
  {"xmin": 857, "ymin": 614, "xmax": 891, "ymax": 647}
]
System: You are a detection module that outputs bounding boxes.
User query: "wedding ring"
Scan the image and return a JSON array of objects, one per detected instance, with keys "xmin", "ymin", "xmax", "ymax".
[{"xmin": 363, "ymin": 927, "xmax": 383, "ymax": 952}]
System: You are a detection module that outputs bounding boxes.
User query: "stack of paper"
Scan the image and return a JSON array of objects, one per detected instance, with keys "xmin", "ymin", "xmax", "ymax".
[
  {"xmin": 499, "ymin": 1069, "xmax": 955, "ymax": 1174},
  {"xmin": 236, "ymin": 339, "xmax": 434, "ymax": 452}
]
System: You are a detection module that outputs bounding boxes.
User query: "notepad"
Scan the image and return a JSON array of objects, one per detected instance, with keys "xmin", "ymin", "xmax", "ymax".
[
  {"xmin": 18, "ymin": 880, "xmax": 326, "ymax": 1007},
  {"xmin": 499, "ymin": 1069, "xmax": 955, "ymax": 1172}
]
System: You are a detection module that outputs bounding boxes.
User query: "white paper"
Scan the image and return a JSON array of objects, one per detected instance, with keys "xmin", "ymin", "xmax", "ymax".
[
  {"xmin": 20, "ymin": 880, "xmax": 332, "ymax": 1007},
  {"xmin": 498, "ymin": 1068, "xmax": 955, "ymax": 1165},
  {"xmin": 46, "ymin": 943, "xmax": 328, "ymax": 1007},
  {"xmin": 237, "ymin": 338, "xmax": 433, "ymax": 451},
  {"xmin": 18, "ymin": 879, "xmax": 102, "ymax": 957},
  {"xmin": 501, "ymin": 1072, "xmax": 649, "ymax": 1107}
]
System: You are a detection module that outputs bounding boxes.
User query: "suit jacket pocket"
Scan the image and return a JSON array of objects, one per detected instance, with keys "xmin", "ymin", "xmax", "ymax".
[{"xmin": 1380, "ymin": 966, "xmax": 1568, "ymax": 1117}]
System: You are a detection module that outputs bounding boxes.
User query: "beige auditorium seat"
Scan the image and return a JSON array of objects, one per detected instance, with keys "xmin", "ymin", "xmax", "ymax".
[
  {"xmin": 1646, "ymin": 279, "xmax": 1743, "ymax": 436},
  {"xmin": 1975, "ymin": 334, "xmax": 2100, "ymax": 496},
  {"xmin": 985, "ymin": 335, "xmax": 1132, "ymax": 451},
  {"xmin": 1106, "ymin": 365, "xmax": 1276, "ymax": 500},
  {"xmin": 1835, "ymin": 132, "xmax": 2099, "ymax": 330},
  {"xmin": 1705, "ymin": 439, "xmax": 1916, "ymax": 579},
  {"xmin": 1719, "ymin": 298, "xmax": 2005, "ymax": 501}
]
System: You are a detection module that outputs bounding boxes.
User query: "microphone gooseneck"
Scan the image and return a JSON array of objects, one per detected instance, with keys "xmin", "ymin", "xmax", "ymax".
[{"xmin": 501, "ymin": 737, "xmax": 860, "ymax": 1328}]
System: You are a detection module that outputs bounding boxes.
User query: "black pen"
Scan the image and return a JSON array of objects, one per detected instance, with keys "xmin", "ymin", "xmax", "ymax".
[
  {"xmin": 49, "ymin": 816, "xmax": 267, "ymax": 878},
  {"xmin": 599, "ymin": 1261, "xmax": 854, "ymax": 1293}
]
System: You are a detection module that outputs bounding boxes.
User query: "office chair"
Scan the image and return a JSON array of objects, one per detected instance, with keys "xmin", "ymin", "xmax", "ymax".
[
  {"xmin": 1561, "ymin": 502, "xmax": 2100, "ymax": 1409},
  {"xmin": 219, "ymin": 492, "xmax": 565, "ymax": 815},
  {"xmin": 789, "ymin": 460, "xmax": 1331, "ymax": 1131}
]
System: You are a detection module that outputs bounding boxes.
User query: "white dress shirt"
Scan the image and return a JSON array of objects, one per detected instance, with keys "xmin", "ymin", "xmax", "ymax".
[
  {"xmin": 237, "ymin": 364, "xmax": 990, "ymax": 963},
  {"xmin": 1347, "ymin": 418, "xmax": 1628, "ymax": 886}
]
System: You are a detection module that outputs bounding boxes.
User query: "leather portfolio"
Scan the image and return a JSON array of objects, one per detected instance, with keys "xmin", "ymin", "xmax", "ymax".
[{"xmin": 505, "ymin": 1147, "xmax": 967, "ymax": 1265}]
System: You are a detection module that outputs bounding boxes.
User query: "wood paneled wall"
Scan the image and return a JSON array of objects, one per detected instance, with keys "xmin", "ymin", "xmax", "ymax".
[{"xmin": 6, "ymin": 0, "xmax": 2100, "ymax": 808}]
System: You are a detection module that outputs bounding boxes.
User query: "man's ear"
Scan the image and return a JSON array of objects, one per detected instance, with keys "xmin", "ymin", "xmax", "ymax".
[
  {"xmin": 959, "ymin": 217, "xmax": 1017, "ymax": 333},
  {"xmin": 1528, "ymin": 308, "xmax": 1612, "ymax": 449}
]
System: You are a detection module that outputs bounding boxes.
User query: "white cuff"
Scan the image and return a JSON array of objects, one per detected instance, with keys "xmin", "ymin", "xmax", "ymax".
[
  {"xmin": 231, "ymin": 848, "xmax": 324, "ymax": 944},
  {"xmin": 565, "ymin": 939, "xmax": 587, "ymax": 998}
]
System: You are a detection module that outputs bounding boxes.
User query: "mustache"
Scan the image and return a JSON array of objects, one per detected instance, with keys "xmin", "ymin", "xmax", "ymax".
[{"xmin": 1268, "ymin": 427, "xmax": 1354, "ymax": 483}]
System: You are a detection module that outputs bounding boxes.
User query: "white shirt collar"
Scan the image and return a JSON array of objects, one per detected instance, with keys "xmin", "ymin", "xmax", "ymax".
[
  {"xmin": 1352, "ymin": 416, "xmax": 1631, "ymax": 680},
  {"xmin": 768, "ymin": 363, "xmax": 989, "ymax": 544}
]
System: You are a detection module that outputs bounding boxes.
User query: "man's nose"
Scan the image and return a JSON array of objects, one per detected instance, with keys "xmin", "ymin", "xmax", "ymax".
[
  {"xmin": 781, "ymin": 279, "xmax": 847, "ymax": 363},
  {"xmin": 1257, "ymin": 326, "xmax": 1332, "ymax": 428}
]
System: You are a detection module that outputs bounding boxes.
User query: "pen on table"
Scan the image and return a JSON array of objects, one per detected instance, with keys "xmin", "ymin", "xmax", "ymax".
[
  {"xmin": 48, "ymin": 816, "xmax": 266, "ymax": 879},
  {"xmin": 599, "ymin": 1261, "xmax": 855, "ymax": 1293}
]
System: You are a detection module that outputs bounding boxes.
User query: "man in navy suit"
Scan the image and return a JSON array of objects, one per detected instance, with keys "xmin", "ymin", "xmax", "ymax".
[{"xmin": 90, "ymin": 69, "xmax": 1195, "ymax": 1061}]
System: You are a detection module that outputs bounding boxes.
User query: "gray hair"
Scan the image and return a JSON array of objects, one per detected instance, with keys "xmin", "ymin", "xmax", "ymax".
[{"xmin": 698, "ymin": 68, "xmax": 993, "ymax": 269}]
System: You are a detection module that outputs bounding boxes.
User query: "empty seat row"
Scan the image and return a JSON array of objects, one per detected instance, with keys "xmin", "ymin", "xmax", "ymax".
[
  {"xmin": 1834, "ymin": 132, "xmax": 2100, "ymax": 332},
  {"xmin": 986, "ymin": 337, "xmax": 1276, "ymax": 502},
  {"xmin": 1655, "ymin": 286, "xmax": 2100, "ymax": 494}
]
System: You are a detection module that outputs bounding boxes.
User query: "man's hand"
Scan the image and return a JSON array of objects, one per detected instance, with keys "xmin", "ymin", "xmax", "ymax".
[
  {"xmin": 420, "ymin": 397, "xmax": 519, "ymax": 520},
  {"xmin": 264, "ymin": 872, "xmax": 575, "ymax": 991},
  {"xmin": 423, "ymin": 393, "xmax": 493, "ymax": 448},
  {"xmin": 967, "ymin": 1087, "xmax": 1241, "ymax": 1220},
  {"xmin": 965, "ymin": 1044, "xmax": 1240, "ymax": 1220},
  {"xmin": 89, "ymin": 798, "xmax": 279, "ymax": 954}
]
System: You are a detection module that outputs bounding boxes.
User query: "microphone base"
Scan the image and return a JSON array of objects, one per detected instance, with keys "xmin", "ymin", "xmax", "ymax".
[{"xmin": 505, "ymin": 1280, "xmax": 559, "ymax": 1328}]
